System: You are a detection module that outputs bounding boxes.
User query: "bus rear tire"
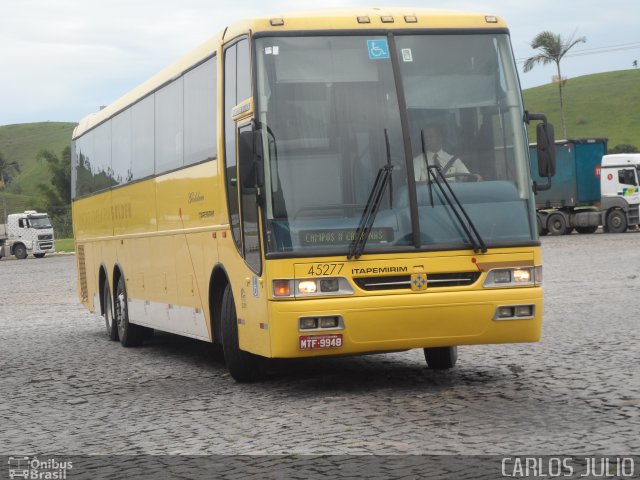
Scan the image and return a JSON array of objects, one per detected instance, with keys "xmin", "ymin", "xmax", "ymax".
[
  {"xmin": 424, "ymin": 346, "xmax": 458, "ymax": 369},
  {"xmin": 114, "ymin": 275, "xmax": 144, "ymax": 347},
  {"xmin": 221, "ymin": 284, "xmax": 261, "ymax": 382},
  {"xmin": 103, "ymin": 280, "xmax": 118, "ymax": 341}
]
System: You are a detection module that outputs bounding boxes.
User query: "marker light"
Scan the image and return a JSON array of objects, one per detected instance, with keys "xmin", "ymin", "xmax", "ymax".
[
  {"xmin": 273, "ymin": 280, "xmax": 292, "ymax": 297},
  {"xmin": 485, "ymin": 16, "xmax": 498, "ymax": 23},
  {"xmin": 380, "ymin": 15, "xmax": 394, "ymax": 23},
  {"xmin": 404, "ymin": 15, "xmax": 417, "ymax": 23},
  {"xmin": 357, "ymin": 16, "xmax": 371, "ymax": 23}
]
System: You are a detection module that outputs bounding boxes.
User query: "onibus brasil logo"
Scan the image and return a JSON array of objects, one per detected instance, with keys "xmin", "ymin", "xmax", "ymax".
[{"xmin": 8, "ymin": 456, "xmax": 73, "ymax": 479}]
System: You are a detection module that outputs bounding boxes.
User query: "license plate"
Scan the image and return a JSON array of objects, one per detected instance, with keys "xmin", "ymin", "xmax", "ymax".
[{"xmin": 299, "ymin": 334, "xmax": 343, "ymax": 350}]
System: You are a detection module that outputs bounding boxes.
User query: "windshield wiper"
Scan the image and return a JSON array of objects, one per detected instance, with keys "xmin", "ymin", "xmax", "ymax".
[
  {"xmin": 421, "ymin": 129, "xmax": 487, "ymax": 254},
  {"xmin": 347, "ymin": 164, "xmax": 393, "ymax": 260},
  {"xmin": 348, "ymin": 132, "xmax": 397, "ymax": 260}
]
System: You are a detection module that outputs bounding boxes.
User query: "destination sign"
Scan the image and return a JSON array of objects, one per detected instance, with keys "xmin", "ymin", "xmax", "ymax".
[{"xmin": 299, "ymin": 227, "xmax": 394, "ymax": 247}]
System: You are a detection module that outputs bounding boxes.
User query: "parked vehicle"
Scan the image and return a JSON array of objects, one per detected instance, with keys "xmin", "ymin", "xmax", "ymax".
[
  {"xmin": 0, "ymin": 211, "xmax": 55, "ymax": 259},
  {"xmin": 530, "ymin": 139, "xmax": 640, "ymax": 234}
]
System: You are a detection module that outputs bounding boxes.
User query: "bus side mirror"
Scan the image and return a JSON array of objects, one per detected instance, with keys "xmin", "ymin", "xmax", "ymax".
[
  {"xmin": 536, "ymin": 122, "xmax": 556, "ymax": 177},
  {"xmin": 526, "ymin": 111, "xmax": 556, "ymax": 193},
  {"xmin": 238, "ymin": 126, "xmax": 264, "ymax": 190}
]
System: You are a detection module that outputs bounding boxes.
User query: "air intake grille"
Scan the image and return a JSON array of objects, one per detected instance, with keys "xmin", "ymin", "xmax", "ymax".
[
  {"xmin": 77, "ymin": 245, "xmax": 88, "ymax": 302},
  {"xmin": 354, "ymin": 272, "xmax": 481, "ymax": 291}
]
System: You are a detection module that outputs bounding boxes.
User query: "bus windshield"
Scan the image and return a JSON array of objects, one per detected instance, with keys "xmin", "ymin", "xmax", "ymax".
[{"xmin": 255, "ymin": 33, "xmax": 535, "ymax": 256}]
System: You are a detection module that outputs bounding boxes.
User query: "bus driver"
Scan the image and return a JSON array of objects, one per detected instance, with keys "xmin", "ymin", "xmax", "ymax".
[{"xmin": 413, "ymin": 125, "xmax": 480, "ymax": 182}]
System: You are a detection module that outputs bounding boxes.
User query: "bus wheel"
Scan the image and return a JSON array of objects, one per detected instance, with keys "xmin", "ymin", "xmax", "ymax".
[
  {"xmin": 424, "ymin": 346, "xmax": 458, "ymax": 369},
  {"xmin": 114, "ymin": 275, "xmax": 144, "ymax": 347},
  {"xmin": 221, "ymin": 284, "xmax": 261, "ymax": 382},
  {"xmin": 606, "ymin": 210, "xmax": 627, "ymax": 234},
  {"xmin": 103, "ymin": 280, "xmax": 118, "ymax": 341},
  {"xmin": 13, "ymin": 244, "xmax": 27, "ymax": 260}
]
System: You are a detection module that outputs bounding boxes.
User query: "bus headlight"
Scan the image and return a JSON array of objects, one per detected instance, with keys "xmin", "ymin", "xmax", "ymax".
[
  {"xmin": 298, "ymin": 280, "xmax": 317, "ymax": 294},
  {"xmin": 483, "ymin": 266, "xmax": 541, "ymax": 288},
  {"xmin": 272, "ymin": 278, "xmax": 354, "ymax": 298}
]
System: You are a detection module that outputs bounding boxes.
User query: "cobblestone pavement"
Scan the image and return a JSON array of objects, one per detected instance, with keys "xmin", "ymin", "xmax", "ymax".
[{"xmin": 0, "ymin": 234, "xmax": 638, "ymax": 457}]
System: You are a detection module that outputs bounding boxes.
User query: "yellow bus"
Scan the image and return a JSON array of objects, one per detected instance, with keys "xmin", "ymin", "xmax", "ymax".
[{"xmin": 72, "ymin": 8, "xmax": 556, "ymax": 382}]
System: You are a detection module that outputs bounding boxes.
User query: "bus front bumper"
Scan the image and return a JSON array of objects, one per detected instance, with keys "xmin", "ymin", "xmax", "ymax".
[{"xmin": 267, "ymin": 287, "xmax": 542, "ymax": 358}]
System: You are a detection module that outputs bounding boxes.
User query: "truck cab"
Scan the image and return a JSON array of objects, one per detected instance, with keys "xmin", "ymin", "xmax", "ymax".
[
  {"xmin": 600, "ymin": 154, "xmax": 640, "ymax": 232},
  {"xmin": 0, "ymin": 210, "xmax": 56, "ymax": 260}
]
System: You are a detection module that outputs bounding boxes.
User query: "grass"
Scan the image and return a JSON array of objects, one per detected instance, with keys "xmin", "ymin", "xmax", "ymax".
[
  {"xmin": 523, "ymin": 69, "xmax": 640, "ymax": 147},
  {"xmin": 0, "ymin": 122, "xmax": 76, "ymax": 196},
  {"xmin": 55, "ymin": 238, "xmax": 75, "ymax": 253}
]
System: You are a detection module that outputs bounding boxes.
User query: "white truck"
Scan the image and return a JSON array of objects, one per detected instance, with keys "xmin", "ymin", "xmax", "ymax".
[
  {"xmin": 531, "ymin": 140, "xmax": 640, "ymax": 234},
  {"xmin": 0, "ymin": 210, "xmax": 56, "ymax": 259}
]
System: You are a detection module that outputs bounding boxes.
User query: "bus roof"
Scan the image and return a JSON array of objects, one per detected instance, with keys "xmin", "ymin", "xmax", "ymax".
[{"xmin": 73, "ymin": 8, "xmax": 506, "ymax": 139}]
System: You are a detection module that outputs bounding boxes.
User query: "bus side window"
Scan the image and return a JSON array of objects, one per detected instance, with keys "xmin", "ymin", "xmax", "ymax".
[{"xmin": 18, "ymin": 219, "xmax": 25, "ymax": 228}]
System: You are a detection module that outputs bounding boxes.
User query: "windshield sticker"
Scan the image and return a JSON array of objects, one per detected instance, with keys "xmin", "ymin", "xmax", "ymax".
[
  {"xmin": 367, "ymin": 39, "xmax": 390, "ymax": 60},
  {"xmin": 401, "ymin": 48, "xmax": 413, "ymax": 62},
  {"xmin": 264, "ymin": 46, "xmax": 279, "ymax": 55}
]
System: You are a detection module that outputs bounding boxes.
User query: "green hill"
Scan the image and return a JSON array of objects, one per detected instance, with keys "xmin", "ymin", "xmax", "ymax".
[
  {"xmin": 523, "ymin": 69, "xmax": 640, "ymax": 148},
  {"xmin": 0, "ymin": 122, "xmax": 76, "ymax": 199}
]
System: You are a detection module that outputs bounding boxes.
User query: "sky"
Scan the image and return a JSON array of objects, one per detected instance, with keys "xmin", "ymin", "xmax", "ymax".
[{"xmin": 1, "ymin": 0, "xmax": 639, "ymax": 126}]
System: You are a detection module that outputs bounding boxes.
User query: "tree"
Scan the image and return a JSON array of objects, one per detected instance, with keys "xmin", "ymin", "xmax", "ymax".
[
  {"xmin": 610, "ymin": 144, "xmax": 638, "ymax": 154},
  {"xmin": 633, "ymin": 60, "xmax": 638, "ymax": 69},
  {"xmin": 0, "ymin": 151, "xmax": 21, "ymax": 222},
  {"xmin": 523, "ymin": 31, "xmax": 586, "ymax": 139},
  {"xmin": 37, "ymin": 146, "xmax": 71, "ymax": 208},
  {"xmin": 37, "ymin": 145, "xmax": 72, "ymax": 237},
  {"xmin": 0, "ymin": 150, "xmax": 21, "ymax": 188}
]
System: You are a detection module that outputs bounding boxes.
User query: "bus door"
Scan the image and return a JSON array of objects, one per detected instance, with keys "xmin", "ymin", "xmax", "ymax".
[{"xmin": 223, "ymin": 37, "xmax": 269, "ymax": 356}]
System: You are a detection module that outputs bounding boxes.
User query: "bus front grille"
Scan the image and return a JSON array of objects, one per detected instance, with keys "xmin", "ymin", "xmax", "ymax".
[{"xmin": 353, "ymin": 272, "xmax": 481, "ymax": 291}]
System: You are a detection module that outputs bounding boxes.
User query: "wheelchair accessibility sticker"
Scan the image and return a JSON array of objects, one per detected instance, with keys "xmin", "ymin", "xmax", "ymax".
[{"xmin": 367, "ymin": 39, "xmax": 390, "ymax": 59}]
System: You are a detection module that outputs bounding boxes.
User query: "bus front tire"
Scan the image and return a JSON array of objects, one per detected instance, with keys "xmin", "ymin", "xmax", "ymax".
[
  {"xmin": 424, "ymin": 346, "xmax": 458, "ymax": 369},
  {"xmin": 221, "ymin": 284, "xmax": 261, "ymax": 382},
  {"xmin": 114, "ymin": 275, "xmax": 144, "ymax": 347},
  {"xmin": 103, "ymin": 280, "xmax": 118, "ymax": 341}
]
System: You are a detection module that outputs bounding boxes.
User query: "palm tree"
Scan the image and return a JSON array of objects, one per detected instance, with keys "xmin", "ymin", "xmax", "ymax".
[{"xmin": 523, "ymin": 31, "xmax": 586, "ymax": 139}]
